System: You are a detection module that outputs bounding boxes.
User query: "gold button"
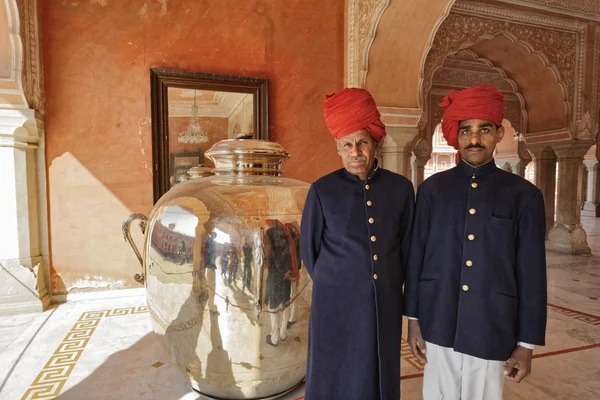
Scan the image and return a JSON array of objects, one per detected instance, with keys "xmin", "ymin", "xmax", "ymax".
[
  {"xmin": 365, "ymin": 184, "xmax": 370, "ymax": 190},
  {"xmin": 369, "ymin": 218, "xmax": 374, "ymax": 224},
  {"xmin": 469, "ymin": 208, "xmax": 476, "ymax": 215},
  {"xmin": 462, "ymin": 285, "xmax": 469, "ymax": 291},
  {"xmin": 373, "ymin": 254, "xmax": 379, "ymax": 261},
  {"xmin": 471, "ymin": 182, "xmax": 478, "ymax": 189},
  {"xmin": 468, "ymin": 234, "xmax": 475, "ymax": 241},
  {"xmin": 367, "ymin": 200, "xmax": 373, "ymax": 206},
  {"xmin": 466, "ymin": 260, "xmax": 473, "ymax": 267},
  {"xmin": 373, "ymin": 273, "xmax": 378, "ymax": 280},
  {"xmin": 371, "ymin": 235, "xmax": 377, "ymax": 242}
]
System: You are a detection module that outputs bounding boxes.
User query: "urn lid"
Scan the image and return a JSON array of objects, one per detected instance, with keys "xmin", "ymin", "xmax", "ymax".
[{"xmin": 205, "ymin": 134, "xmax": 290, "ymax": 176}]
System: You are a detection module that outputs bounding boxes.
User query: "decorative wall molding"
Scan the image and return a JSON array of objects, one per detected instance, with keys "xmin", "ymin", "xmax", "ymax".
[
  {"xmin": 346, "ymin": 0, "xmax": 390, "ymax": 88},
  {"xmin": 423, "ymin": 1, "xmax": 587, "ymax": 129},
  {"xmin": 433, "ymin": 67, "xmax": 514, "ymax": 92},
  {"xmin": 575, "ymin": 111, "xmax": 596, "ymax": 140},
  {"xmin": 594, "ymin": 27, "xmax": 600, "ymax": 134},
  {"xmin": 22, "ymin": 0, "xmax": 45, "ymax": 114},
  {"xmin": 495, "ymin": 0, "xmax": 600, "ymax": 22}
]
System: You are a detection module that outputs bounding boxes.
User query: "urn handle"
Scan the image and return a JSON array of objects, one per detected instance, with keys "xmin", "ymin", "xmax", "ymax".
[{"xmin": 122, "ymin": 213, "xmax": 148, "ymax": 284}]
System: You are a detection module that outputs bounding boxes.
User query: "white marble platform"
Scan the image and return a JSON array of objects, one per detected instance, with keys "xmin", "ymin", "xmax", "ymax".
[{"xmin": 1, "ymin": 216, "xmax": 600, "ymax": 399}]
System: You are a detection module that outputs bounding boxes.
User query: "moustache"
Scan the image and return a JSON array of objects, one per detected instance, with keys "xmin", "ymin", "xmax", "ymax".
[{"xmin": 465, "ymin": 144, "xmax": 485, "ymax": 150}]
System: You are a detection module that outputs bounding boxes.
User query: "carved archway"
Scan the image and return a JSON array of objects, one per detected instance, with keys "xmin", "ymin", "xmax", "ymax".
[
  {"xmin": 348, "ymin": 0, "xmax": 456, "ymax": 107},
  {"xmin": 420, "ymin": 2, "xmax": 585, "ymax": 137}
]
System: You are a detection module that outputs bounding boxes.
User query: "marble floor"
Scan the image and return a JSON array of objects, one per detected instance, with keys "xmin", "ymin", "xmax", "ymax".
[{"xmin": 1, "ymin": 216, "xmax": 599, "ymax": 400}]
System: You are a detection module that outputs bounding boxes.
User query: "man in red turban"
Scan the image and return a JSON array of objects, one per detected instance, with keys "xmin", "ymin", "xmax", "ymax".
[
  {"xmin": 323, "ymin": 88, "xmax": 386, "ymax": 181},
  {"xmin": 300, "ymin": 88, "xmax": 415, "ymax": 399},
  {"xmin": 405, "ymin": 84, "xmax": 547, "ymax": 400},
  {"xmin": 439, "ymin": 84, "xmax": 505, "ymax": 165}
]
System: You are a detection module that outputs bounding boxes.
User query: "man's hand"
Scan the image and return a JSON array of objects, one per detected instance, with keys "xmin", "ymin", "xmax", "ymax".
[
  {"xmin": 407, "ymin": 319, "xmax": 427, "ymax": 362},
  {"xmin": 504, "ymin": 346, "xmax": 533, "ymax": 383}
]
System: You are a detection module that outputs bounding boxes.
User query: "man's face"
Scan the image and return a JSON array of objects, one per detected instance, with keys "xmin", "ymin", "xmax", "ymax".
[
  {"xmin": 337, "ymin": 129, "xmax": 378, "ymax": 180},
  {"xmin": 457, "ymin": 119, "xmax": 504, "ymax": 166}
]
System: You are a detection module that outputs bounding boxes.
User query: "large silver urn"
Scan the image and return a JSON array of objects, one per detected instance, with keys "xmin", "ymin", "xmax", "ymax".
[{"xmin": 123, "ymin": 139, "xmax": 311, "ymax": 399}]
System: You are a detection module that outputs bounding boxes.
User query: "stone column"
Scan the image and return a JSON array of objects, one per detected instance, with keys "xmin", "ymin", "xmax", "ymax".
[
  {"xmin": 411, "ymin": 155, "xmax": 430, "ymax": 190},
  {"xmin": 529, "ymin": 147, "xmax": 557, "ymax": 236},
  {"xmin": 379, "ymin": 126, "xmax": 419, "ymax": 178},
  {"xmin": 583, "ymin": 160, "xmax": 600, "ymax": 216},
  {"xmin": 581, "ymin": 162, "xmax": 589, "ymax": 210},
  {"xmin": 496, "ymin": 157, "xmax": 530, "ymax": 177},
  {"xmin": 547, "ymin": 142, "xmax": 594, "ymax": 254},
  {"xmin": 0, "ymin": 109, "xmax": 50, "ymax": 314}
]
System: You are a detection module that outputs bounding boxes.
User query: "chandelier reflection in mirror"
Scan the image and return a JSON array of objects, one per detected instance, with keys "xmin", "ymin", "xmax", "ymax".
[{"xmin": 178, "ymin": 90, "xmax": 209, "ymax": 144}]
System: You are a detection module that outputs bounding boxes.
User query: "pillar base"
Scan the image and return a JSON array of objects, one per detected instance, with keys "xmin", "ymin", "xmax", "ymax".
[
  {"xmin": 583, "ymin": 201, "xmax": 600, "ymax": 216},
  {"xmin": 547, "ymin": 225, "xmax": 591, "ymax": 255},
  {"xmin": 0, "ymin": 257, "xmax": 51, "ymax": 316}
]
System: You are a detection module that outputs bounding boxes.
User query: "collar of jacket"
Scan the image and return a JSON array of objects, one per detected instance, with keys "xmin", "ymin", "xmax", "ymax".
[
  {"xmin": 343, "ymin": 158, "xmax": 380, "ymax": 183},
  {"xmin": 456, "ymin": 158, "xmax": 497, "ymax": 178}
]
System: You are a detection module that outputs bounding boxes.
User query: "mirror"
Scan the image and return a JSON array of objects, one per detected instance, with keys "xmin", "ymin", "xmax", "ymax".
[{"xmin": 150, "ymin": 68, "xmax": 269, "ymax": 202}]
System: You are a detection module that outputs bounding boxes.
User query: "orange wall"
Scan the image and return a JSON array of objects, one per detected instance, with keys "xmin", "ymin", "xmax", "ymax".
[{"xmin": 43, "ymin": 0, "xmax": 344, "ymax": 293}]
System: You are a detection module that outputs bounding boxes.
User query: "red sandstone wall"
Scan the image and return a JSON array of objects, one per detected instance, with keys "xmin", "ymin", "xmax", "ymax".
[{"xmin": 43, "ymin": 0, "xmax": 344, "ymax": 293}]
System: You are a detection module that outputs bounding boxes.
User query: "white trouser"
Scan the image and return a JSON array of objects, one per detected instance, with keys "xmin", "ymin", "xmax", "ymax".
[
  {"xmin": 269, "ymin": 307, "xmax": 290, "ymax": 345},
  {"xmin": 423, "ymin": 341, "xmax": 504, "ymax": 400},
  {"xmin": 205, "ymin": 268, "xmax": 216, "ymax": 311},
  {"xmin": 288, "ymin": 284, "xmax": 297, "ymax": 322}
]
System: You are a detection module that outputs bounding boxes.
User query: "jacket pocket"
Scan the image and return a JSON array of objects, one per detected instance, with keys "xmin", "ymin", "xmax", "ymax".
[
  {"xmin": 490, "ymin": 215, "xmax": 515, "ymax": 227},
  {"xmin": 497, "ymin": 291, "xmax": 518, "ymax": 300}
]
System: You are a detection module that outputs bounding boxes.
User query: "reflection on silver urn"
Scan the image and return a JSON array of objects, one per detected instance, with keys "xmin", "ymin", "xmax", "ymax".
[{"xmin": 123, "ymin": 138, "xmax": 311, "ymax": 399}]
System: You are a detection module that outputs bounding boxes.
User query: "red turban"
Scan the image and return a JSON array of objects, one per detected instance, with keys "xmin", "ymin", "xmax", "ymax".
[
  {"xmin": 439, "ymin": 85, "xmax": 504, "ymax": 150},
  {"xmin": 323, "ymin": 88, "xmax": 386, "ymax": 143}
]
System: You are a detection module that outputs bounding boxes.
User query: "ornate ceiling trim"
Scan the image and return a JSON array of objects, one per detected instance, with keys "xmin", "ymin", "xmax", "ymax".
[
  {"xmin": 423, "ymin": 1, "xmax": 586, "ymax": 133},
  {"xmin": 346, "ymin": 0, "xmax": 390, "ymax": 88},
  {"xmin": 494, "ymin": 0, "xmax": 600, "ymax": 22}
]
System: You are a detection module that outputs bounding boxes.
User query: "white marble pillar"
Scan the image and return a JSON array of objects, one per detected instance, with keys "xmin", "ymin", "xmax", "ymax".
[
  {"xmin": 583, "ymin": 160, "xmax": 600, "ymax": 216},
  {"xmin": 0, "ymin": 109, "xmax": 50, "ymax": 314},
  {"xmin": 547, "ymin": 143, "xmax": 593, "ymax": 254}
]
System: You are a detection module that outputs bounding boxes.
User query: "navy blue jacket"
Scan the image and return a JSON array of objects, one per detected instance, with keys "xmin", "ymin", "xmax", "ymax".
[
  {"xmin": 301, "ymin": 165, "xmax": 414, "ymax": 400},
  {"xmin": 405, "ymin": 160, "xmax": 547, "ymax": 361}
]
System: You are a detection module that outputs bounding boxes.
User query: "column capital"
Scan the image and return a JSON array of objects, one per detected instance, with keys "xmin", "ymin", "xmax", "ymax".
[
  {"xmin": 381, "ymin": 125, "xmax": 420, "ymax": 152},
  {"xmin": 583, "ymin": 160, "xmax": 598, "ymax": 170},
  {"xmin": 378, "ymin": 107, "xmax": 422, "ymax": 129},
  {"xmin": 528, "ymin": 145, "xmax": 556, "ymax": 160},
  {"xmin": 547, "ymin": 141, "xmax": 594, "ymax": 160},
  {"xmin": 0, "ymin": 109, "xmax": 43, "ymax": 149}
]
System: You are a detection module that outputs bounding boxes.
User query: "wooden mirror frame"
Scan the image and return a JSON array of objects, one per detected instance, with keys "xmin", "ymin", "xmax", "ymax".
[{"xmin": 150, "ymin": 68, "xmax": 269, "ymax": 203}]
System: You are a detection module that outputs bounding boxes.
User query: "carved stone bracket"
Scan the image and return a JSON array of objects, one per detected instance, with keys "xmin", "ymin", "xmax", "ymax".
[
  {"xmin": 346, "ymin": 0, "xmax": 390, "ymax": 88},
  {"xmin": 412, "ymin": 136, "xmax": 433, "ymax": 159},
  {"xmin": 575, "ymin": 111, "xmax": 597, "ymax": 141}
]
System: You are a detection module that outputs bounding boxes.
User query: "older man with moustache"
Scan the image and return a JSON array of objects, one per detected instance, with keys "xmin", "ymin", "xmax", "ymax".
[{"xmin": 300, "ymin": 88, "xmax": 415, "ymax": 399}]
